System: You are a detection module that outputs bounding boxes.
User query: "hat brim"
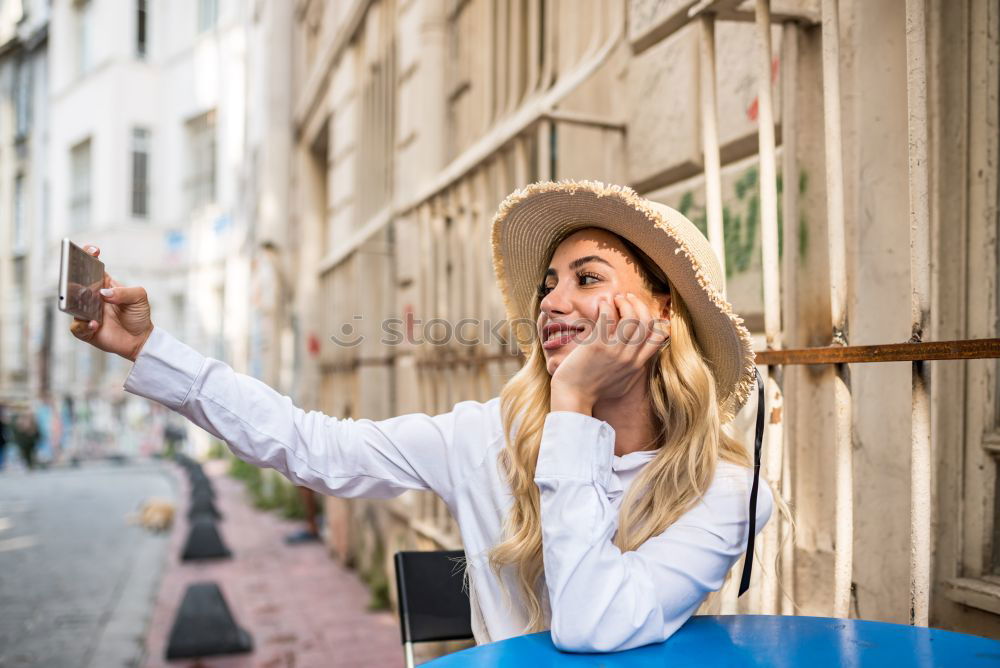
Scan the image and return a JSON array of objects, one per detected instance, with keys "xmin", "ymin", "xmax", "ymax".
[{"xmin": 491, "ymin": 180, "xmax": 756, "ymax": 422}]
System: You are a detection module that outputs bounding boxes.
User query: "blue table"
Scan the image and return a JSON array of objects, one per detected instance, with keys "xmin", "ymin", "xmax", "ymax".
[{"xmin": 424, "ymin": 615, "xmax": 1000, "ymax": 666}]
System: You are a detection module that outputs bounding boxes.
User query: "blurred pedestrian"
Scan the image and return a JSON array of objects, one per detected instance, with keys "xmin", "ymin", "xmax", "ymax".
[
  {"xmin": 163, "ymin": 419, "xmax": 186, "ymax": 457},
  {"xmin": 0, "ymin": 403, "xmax": 9, "ymax": 471},
  {"xmin": 12, "ymin": 408, "xmax": 40, "ymax": 470},
  {"xmin": 285, "ymin": 487, "xmax": 322, "ymax": 544}
]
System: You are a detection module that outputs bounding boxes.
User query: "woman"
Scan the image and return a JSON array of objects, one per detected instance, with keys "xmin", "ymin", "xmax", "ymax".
[
  {"xmin": 12, "ymin": 407, "xmax": 40, "ymax": 470},
  {"xmin": 71, "ymin": 180, "xmax": 776, "ymax": 653}
]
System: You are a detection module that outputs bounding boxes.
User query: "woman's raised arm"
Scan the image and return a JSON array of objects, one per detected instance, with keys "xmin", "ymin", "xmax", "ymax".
[
  {"xmin": 69, "ymin": 245, "xmax": 466, "ymax": 503},
  {"xmin": 123, "ymin": 326, "xmax": 464, "ymax": 502}
]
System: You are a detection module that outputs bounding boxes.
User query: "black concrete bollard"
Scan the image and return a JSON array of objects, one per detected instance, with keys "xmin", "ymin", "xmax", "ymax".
[
  {"xmin": 189, "ymin": 477, "xmax": 216, "ymax": 500},
  {"xmin": 181, "ymin": 516, "xmax": 232, "ymax": 560},
  {"xmin": 165, "ymin": 582, "xmax": 253, "ymax": 659},
  {"xmin": 173, "ymin": 453, "xmax": 197, "ymax": 470},
  {"xmin": 187, "ymin": 493, "xmax": 222, "ymax": 521},
  {"xmin": 189, "ymin": 467, "xmax": 211, "ymax": 482}
]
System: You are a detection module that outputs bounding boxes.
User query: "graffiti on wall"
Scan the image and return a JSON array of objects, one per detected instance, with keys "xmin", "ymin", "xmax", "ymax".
[
  {"xmin": 675, "ymin": 165, "xmax": 809, "ymax": 281},
  {"xmin": 649, "ymin": 156, "xmax": 809, "ymax": 320}
]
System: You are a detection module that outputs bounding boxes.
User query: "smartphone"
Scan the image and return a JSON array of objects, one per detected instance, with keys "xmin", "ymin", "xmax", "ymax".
[{"xmin": 58, "ymin": 238, "xmax": 105, "ymax": 323}]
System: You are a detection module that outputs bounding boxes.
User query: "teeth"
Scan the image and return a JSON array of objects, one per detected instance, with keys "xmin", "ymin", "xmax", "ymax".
[{"xmin": 546, "ymin": 329, "xmax": 579, "ymax": 342}]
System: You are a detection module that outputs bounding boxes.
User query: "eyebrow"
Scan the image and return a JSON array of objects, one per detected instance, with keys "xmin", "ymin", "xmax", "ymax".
[
  {"xmin": 570, "ymin": 255, "xmax": 613, "ymax": 271},
  {"xmin": 544, "ymin": 255, "xmax": 613, "ymax": 277}
]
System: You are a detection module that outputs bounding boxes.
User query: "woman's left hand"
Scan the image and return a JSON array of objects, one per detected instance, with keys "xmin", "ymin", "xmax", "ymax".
[{"xmin": 549, "ymin": 292, "xmax": 669, "ymax": 414}]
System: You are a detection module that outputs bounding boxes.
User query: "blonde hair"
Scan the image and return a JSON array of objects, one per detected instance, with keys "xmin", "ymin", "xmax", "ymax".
[{"xmin": 488, "ymin": 232, "xmax": 788, "ymax": 631}]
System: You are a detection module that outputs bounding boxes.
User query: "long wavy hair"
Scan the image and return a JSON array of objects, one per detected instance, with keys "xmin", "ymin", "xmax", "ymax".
[{"xmin": 488, "ymin": 231, "xmax": 782, "ymax": 632}]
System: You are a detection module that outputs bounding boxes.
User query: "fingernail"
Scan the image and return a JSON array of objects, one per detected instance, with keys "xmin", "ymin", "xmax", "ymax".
[
  {"xmin": 85, "ymin": 245, "xmax": 96, "ymax": 252},
  {"xmin": 100, "ymin": 288, "xmax": 113, "ymax": 297},
  {"xmin": 626, "ymin": 292, "xmax": 635, "ymax": 298},
  {"xmin": 89, "ymin": 321, "xmax": 97, "ymax": 330}
]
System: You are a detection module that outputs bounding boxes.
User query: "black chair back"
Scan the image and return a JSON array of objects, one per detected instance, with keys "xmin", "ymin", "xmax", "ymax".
[{"xmin": 394, "ymin": 550, "xmax": 473, "ymax": 666}]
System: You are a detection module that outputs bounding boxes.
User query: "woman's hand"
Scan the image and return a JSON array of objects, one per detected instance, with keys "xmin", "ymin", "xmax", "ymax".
[
  {"xmin": 549, "ymin": 293, "xmax": 669, "ymax": 414},
  {"xmin": 69, "ymin": 244, "xmax": 154, "ymax": 362}
]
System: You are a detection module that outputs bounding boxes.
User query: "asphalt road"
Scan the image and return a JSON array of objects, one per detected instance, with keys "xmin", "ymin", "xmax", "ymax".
[{"xmin": 0, "ymin": 460, "xmax": 176, "ymax": 668}]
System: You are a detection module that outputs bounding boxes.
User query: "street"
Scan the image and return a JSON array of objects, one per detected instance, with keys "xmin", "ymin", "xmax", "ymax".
[{"xmin": 0, "ymin": 460, "xmax": 176, "ymax": 668}]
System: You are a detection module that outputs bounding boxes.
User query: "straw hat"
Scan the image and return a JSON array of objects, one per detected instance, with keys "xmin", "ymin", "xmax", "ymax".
[{"xmin": 490, "ymin": 180, "xmax": 756, "ymax": 422}]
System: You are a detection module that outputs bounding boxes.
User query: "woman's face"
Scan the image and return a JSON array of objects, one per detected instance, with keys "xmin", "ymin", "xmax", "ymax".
[{"xmin": 537, "ymin": 228, "xmax": 670, "ymax": 375}]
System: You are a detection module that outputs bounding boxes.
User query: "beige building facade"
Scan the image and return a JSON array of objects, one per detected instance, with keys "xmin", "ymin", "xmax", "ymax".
[{"xmin": 274, "ymin": 0, "xmax": 1000, "ymax": 639}]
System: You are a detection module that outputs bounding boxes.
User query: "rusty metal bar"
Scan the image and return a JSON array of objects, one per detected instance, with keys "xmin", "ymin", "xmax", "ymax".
[
  {"xmin": 756, "ymin": 338, "xmax": 1000, "ymax": 366},
  {"xmin": 541, "ymin": 109, "xmax": 626, "ymax": 131},
  {"xmin": 320, "ymin": 356, "xmax": 396, "ymax": 374},
  {"xmin": 699, "ymin": 13, "xmax": 726, "ymax": 283},
  {"xmin": 820, "ymin": 0, "xmax": 853, "ymax": 619},
  {"xmin": 415, "ymin": 351, "xmax": 522, "ymax": 367},
  {"xmin": 905, "ymin": 0, "xmax": 932, "ymax": 627},
  {"xmin": 689, "ymin": 0, "xmax": 819, "ymax": 25},
  {"xmin": 688, "ymin": 0, "xmax": 743, "ymax": 17},
  {"xmin": 413, "ymin": 337, "xmax": 1000, "ymax": 369}
]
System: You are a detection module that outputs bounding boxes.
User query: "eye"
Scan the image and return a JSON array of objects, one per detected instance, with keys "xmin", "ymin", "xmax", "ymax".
[
  {"xmin": 578, "ymin": 271, "xmax": 601, "ymax": 286},
  {"xmin": 537, "ymin": 282, "xmax": 554, "ymax": 298}
]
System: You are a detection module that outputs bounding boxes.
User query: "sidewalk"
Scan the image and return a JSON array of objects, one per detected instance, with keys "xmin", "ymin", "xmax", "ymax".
[{"xmin": 142, "ymin": 459, "xmax": 402, "ymax": 668}]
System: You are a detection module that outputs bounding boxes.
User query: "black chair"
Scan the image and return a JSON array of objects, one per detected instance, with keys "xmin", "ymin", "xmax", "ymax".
[{"xmin": 394, "ymin": 550, "xmax": 474, "ymax": 667}]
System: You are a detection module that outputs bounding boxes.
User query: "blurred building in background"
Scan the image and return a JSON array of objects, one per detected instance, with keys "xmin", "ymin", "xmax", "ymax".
[
  {"xmin": 0, "ymin": 0, "xmax": 63, "ymax": 460},
  {"xmin": 0, "ymin": 0, "xmax": 48, "ymax": 425},
  {"xmin": 1, "ymin": 0, "xmax": 254, "ymax": 457},
  {"xmin": 0, "ymin": 0, "xmax": 997, "ymax": 641}
]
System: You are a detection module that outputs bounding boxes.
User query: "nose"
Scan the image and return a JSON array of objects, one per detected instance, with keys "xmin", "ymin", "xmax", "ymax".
[{"xmin": 539, "ymin": 282, "xmax": 572, "ymax": 318}]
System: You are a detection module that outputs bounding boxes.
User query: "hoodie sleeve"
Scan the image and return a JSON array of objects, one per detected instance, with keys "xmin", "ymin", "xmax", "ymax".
[
  {"xmin": 123, "ymin": 325, "xmax": 472, "ymax": 504},
  {"xmin": 534, "ymin": 410, "xmax": 774, "ymax": 653}
]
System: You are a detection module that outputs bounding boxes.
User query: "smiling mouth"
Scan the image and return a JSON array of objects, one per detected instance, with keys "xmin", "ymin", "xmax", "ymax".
[{"xmin": 542, "ymin": 326, "xmax": 584, "ymax": 350}]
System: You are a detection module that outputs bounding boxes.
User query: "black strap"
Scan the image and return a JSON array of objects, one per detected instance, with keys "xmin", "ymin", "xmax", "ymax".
[{"xmin": 738, "ymin": 368, "xmax": 765, "ymax": 597}]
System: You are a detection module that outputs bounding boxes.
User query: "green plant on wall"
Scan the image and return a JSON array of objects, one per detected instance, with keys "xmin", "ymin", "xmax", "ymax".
[
  {"xmin": 228, "ymin": 455, "xmax": 307, "ymax": 519},
  {"xmin": 676, "ymin": 167, "xmax": 809, "ymax": 279},
  {"xmin": 206, "ymin": 439, "xmax": 227, "ymax": 459}
]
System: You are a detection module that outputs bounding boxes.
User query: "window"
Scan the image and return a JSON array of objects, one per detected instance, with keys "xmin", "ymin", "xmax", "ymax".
[
  {"xmin": 198, "ymin": 0, "xmax": 218, "ymax": 33},
  {"xmin": 358, "ymin": 8, "xmax": 395, "ymax": 224},
  {"xmin": 214, "ymin": 284, "xmax": 226, "ymax": 362},
  {"xmin": 10, "ymin": 256, "xmax": 28, "ymax": 375},
  {"xmin": 136, "ymin": 0, "xmax": 148, "ymax": 59},
  {"xmin": 70, "ymin": 139, "xmax": 92, "ymax": 231},
  {"xmin": 42, "ymin": 181, "xmax": 49, "ymax": 244},
  {"xmin": 76, "ymin": 0, "xmax": 94, "ymax": 76},
  {"xmin": 14, "ymin": 60, "xmax": 31, "ymax": 138},
  {"xmin": 13, "ymin": 174, "xmax": 26, "ymax": 254},
  {"xmin": 131, "ymin": 127, "xmax": 151, "ymax": 217},
  {"xmin": 171, "ymin": 293, "xmax": 186, "ymax": 336},
  {"xmin": 40, "ymin": 299, "xmax": 54, "ymax": 394},
  {"xmin": 185, "ymin": 111, "xmax": 216, "ymax": 213}
]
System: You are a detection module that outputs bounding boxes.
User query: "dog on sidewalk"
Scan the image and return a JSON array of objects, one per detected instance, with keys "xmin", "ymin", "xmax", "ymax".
[{"xmin": 128, "ymin": 498, "xmax": 176, "ymax": 532}]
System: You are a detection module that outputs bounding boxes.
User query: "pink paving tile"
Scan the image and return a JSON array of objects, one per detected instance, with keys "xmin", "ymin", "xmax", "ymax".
[{"xmin": 143, "ymin": 460, "xmax": 403, "ymax": 668}]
